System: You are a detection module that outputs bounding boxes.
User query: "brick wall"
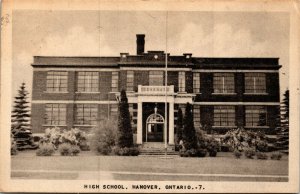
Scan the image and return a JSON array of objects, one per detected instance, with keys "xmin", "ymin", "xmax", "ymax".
[
  {"xmin": 31, "ymin": 103, "xmax": 45, "ymax": 133},
  {"xmin": 195, "ymin": 72, "xmax": 280, "ymax": 103},
  {"xmin": 134, "ymin": 71, "xmax": 149, "ymax": 92},
  {"xmin": 198, "ymin": 105, "xmax": 279, "ymax": 134}
]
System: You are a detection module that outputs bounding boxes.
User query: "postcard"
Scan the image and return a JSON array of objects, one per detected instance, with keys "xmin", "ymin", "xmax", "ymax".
[{"xmin": 0, "ymin": 0, "xmax": 299, "ymax": 193}]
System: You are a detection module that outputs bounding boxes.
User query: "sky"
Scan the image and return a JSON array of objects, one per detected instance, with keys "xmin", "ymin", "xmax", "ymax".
[{"xmin": 12, "ymin": 11, "xmax": 289, "ymax": 100}]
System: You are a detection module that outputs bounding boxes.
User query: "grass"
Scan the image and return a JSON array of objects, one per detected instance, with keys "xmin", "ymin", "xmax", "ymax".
[{"xmin": 12, "ymin": 151, "xmax": 288, "ymax": 176}]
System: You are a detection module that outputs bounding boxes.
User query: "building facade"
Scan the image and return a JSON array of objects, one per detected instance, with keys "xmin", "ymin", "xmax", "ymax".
[{"xmin": 31, "ymin": 34, "xmax": 281, "ymax": 145}]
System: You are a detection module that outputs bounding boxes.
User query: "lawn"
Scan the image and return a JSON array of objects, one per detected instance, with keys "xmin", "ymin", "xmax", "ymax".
[{"xmin": 11, "ymin": 151, "xmax": 288, "ymax": 178}]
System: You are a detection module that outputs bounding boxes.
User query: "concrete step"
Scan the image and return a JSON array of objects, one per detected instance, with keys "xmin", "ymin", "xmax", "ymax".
[{"xmin": 139, "ymin": 143, "xmax": 177, "ymax": 156}]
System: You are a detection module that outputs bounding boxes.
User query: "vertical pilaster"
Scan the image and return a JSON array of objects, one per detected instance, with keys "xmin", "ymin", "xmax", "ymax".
[
  {"xmin": 137, "ymin": 101, "xmax": 143, "ymax": 144},
  {"xmin": 168, "ymin": 102, "xmax": 175, "ymax": 145}
]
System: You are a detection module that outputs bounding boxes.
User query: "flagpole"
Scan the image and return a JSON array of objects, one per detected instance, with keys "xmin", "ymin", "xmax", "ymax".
[{"xmin": 164, "ymin": 11, "xmax": 168, "ymax": 156}]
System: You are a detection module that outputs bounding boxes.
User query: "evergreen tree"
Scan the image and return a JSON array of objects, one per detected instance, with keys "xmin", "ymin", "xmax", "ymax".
[
  {"xmin": 117, "ymin": 90, "xmax": 134, "ymax": 148},
  {"xmin": 281, "ymin": 90, "xmax": 289, "ymax": 127},
  {"xmin": 176, "ymin": 108, "xmax": 183, "ymax": 144},
  {"xmin": 11, "ymin": 83, "xmax": 37, "ymax": 150},
  {"xmin": 182, "ymin": 102, "xmax": 198, "ymax": 150},
  {"xmin": 276, "ymin": 89, "xmax": 289, "ymax": 153}
]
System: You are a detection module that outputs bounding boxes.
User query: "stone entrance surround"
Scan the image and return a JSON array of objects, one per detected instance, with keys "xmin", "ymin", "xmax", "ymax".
[{"xmin": 126, "ymin": 85, "xmax": 195, "ymax": 145}]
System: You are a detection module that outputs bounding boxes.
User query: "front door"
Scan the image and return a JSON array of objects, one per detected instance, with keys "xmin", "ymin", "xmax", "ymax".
[{"xmin": 146, "ymin": 113, "xmax": 164, "ymax": 142}]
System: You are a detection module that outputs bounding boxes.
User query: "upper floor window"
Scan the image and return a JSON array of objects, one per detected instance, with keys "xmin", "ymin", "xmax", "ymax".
[
  {"xmin": 75, "ymin": 104, "xmax": 98, "ymax": 125},
  {"xmin": 45, "ymin": 104, "xmax": 66, "ymax": 125},
  {"xmin": 77, "ymin": 72, "xmax": 99, "ymax": 92},
  {"xmin": 193, "ymin": 72, "xmax": 200, "ymax": 93},
  {"xmin": 126, "ymin": 71, "xmax": 134, "ymax": 91},
  {"xmin": 213, "ymin": 73, "xmax": 235, "ymax": 94},
  {"xmin": 213, "ymin": 106, "xmax": 236, "ymax": 126},
  {"xmin": 245, "ymin": 73, "xmax": 266, "ymax": 94},
  {"xmin": 178, "ymin": 72, "xmax": 186, "ymax": 92},
  {"xmin": 245, "ymin": 106, "xmax": 267, "ymax": 127},
  {"xmin": 111, "ymin": 72, "xmax": 119, "ymax": 92},
  {"xmin": 46, "ymin": 71, "xmax": 68, "ymax": 92},
  {"xmin": 149, "ymin": 71, "xmax": 163, "ymax": 86}
]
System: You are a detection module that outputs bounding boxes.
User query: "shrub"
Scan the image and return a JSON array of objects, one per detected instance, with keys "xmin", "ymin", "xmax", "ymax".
[
  {"xmin": 206, "ymin": 137, "xmax": 220, "ymax": 157},
  {"xmin": 179, "ymin": 148, "xmax": 207, "ymax": 157},
  {"xmin": 234, "ymin": 150, "xmax": 242, "ymax": 159},
  {"xmin": 175, "ymin": 144, "xmax": 182, "ymax": 151},
  {"xmin": 221, "ymin": 128, "xmax": 268, "ymax": 152},
  {"xmin": 270, "ymin": 152, "xmax": 282, "ymax": 160},
  {"xmin": 182, "ymin": 103, "xmax": 198, "ymax": 150},
  {"xmin": 179, "ymin": 149, "xmax": 189, "ymax": 157},
  {"xmin": 221, "ymin": 145, "xmax": 231, "ymax": 152},
  {"xmin": 93, "ymin": 120, "xmax": 118, "ymax": 155},
  {"xmin": 197, "ymin": 149, "xmax": 207, "ymax": 157},
  {"xmin": 39, "ymin": 127, "xmax": 89, "ymax": 151},
  {"xmin": 244, "ymin": 148, "xmax": 256, "ymax": 159},
  {"xmin": 70, "ymin": 145, "xmax": 81, "ymax": 156},
  {"xmin": 117, "ymin": 90, "xmax": 134, "ymax": 148},
  {"xmin": 196, "ymin": 130, "xmax": 207, "ymax": 149},
  {"xmin": 59, "ymin": 143, "xmax": 72, "ymax": 156},
  {"xmin": 11, "ymin": 133, "xmax": 18, "ymax": 155},
  {"xmin": 113, "ymin": 146, "xmax": 139, "ymax": 156},
  {"xmin": 256, "ymin": 140, "xmax": 269, "ymax": 152},
  {"xmin": 59, "ymin": 143, "xmax": 81, "ymax": 156},
  {"xmin": 208, "ymin": 150, "xmax": 217, "ymax": 157},
  {"xmin": 97, "ymin": 142, "xmax": 112, "ymax": 155},
  {"xmin": 60, "ymin": 128, "xmax": 89, "ymax": 148},
  {"xmin": 40, "ymin": 127, "xmax": 62, "ymax": 149},
  {"xmin": 176, "ymin": 108, "xmax": 183, "ymax": 144},
  {"xmin": 36, "ymin": 143, "xmax": 55, "ymax": 156},
  {"xmin": 186, "ymin": 148, "xmax": 198, "ymax": 157},
  {"xmin": 256, "ymin": 152, "xmax": 268, "ymax": 160}
]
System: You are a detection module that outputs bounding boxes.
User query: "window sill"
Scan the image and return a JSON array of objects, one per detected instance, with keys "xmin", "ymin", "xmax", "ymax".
[
  {"xmin": 244, "ymin": 93, "xmax": 268, "ymax": 95},
  {"xmin": 212, "ymin": 126, "xmax": 237, "ymax": 128},
  {"xmin": 244, "ymin": 126, "xmax": 270, "ymax": 129},
  {"xmin": 193, "ymin": 92, "xmax": 202, "ymax": 95},
  {"xmin": 44, "ymin": 91, "xmax": 68, "ymax": 94},
  {"xmin": 73, "ymin": 125, "xmax": 96, "ymax": 127},
  {"xmin": 212, "ymin": 93, "xmax": 237, "ymax": 95},
  {"xmin": 75, "ymin": 92, "xmax": 100, "ymax": 94},
  {"xmin": 43, "ymin": 125, "xmax": 67, "ymax": 127}
]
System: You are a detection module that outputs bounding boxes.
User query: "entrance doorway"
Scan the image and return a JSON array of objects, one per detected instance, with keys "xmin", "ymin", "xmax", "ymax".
[{"xmin": 146, "ymin": 113, "xmax": 164, "ymax": 142}]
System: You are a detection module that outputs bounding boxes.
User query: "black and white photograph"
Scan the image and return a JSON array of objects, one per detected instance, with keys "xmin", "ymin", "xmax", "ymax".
[{"xmin": 0, "ymin": 0, "xmax": 299, "ymax": 193}]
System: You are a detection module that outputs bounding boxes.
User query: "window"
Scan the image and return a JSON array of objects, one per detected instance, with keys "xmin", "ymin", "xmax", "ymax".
[
  {"xmin": 178, "ymin": 72, "xmax": 186, "ymax": 92},
  {"xmin": 149, "ymin": 71, "xmax": 163, "ymax": 86},
  {"xmin": 45, "ymin": 104, "xmax": 66, "ymax": 125},
  {"xmin": 214, "ymin": 106, "xmax": 235, "ymax": 126},
  {"xmin": 77, "ymin": 72, "xmax": 99, "ymax": 92},
  {"xmin": 127, "ymin": 71, "xmax": 134, "ymax": 91},
  {"xmin": 46, "ymin": 71, "xmax": 68, "ymax": 92},
  {"xmin": 193, "ymin": 105, "xmax": 201, "ymax": 129},
  {"xmin": 245, "ymin": 73, "xmax": 266, "ymax": 93},
  {"xmin": 193, "ymin": 72, "xmax": 200, "ymax": 93},
  {"xmin": 213, "ymin": 73, "xmax": 235, "ymax": 93},
  {"xmin": 111, "ymin": 72, "xmax": 119, "ymax": 92},
  {"xmin": 75, "ymin": 104, "xmax": 98, "ymax": 125},
  {"xmin": 245, "ymin": 106, "xmax": 267, "ymax": 126}
]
